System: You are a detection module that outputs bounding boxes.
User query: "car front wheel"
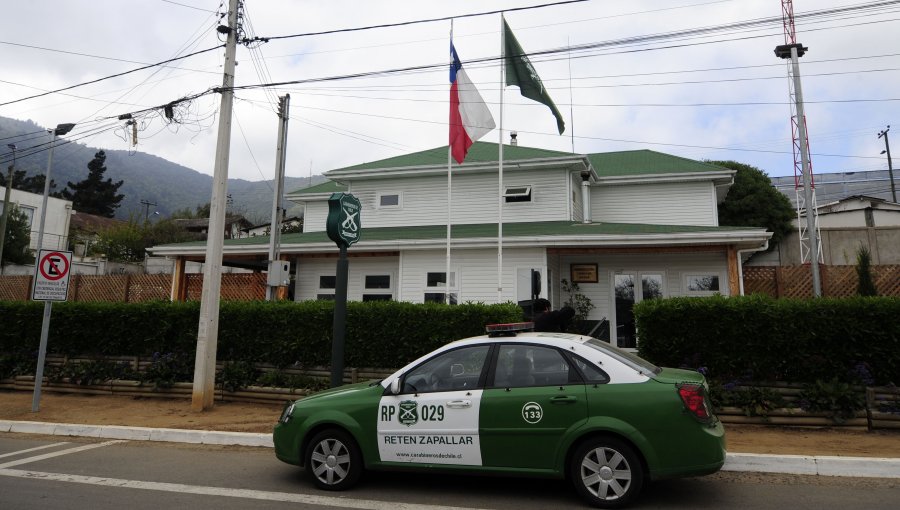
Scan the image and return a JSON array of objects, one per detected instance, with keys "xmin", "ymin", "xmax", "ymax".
[
  {"xmin": 570, "ymin": 437, "xmax": 644, "ymax": 508},
  {"xmin": 305, "ymin": 429, "xmax": 362, "ymax": 491}
]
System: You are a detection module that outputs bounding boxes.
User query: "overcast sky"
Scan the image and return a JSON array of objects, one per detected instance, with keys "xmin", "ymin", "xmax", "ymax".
[{"xmin": 1, "ymin": 0, "xmax": 898, "ymax": 190}]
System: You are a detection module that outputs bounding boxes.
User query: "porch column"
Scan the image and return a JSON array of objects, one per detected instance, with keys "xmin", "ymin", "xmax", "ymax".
[
  {"xmin": 726, "ymin": 246, "xmax": 740, "ymax": 296},
  {"xmin": 170, "ymin": 257, "xmax": 188, "ymax": 302}
]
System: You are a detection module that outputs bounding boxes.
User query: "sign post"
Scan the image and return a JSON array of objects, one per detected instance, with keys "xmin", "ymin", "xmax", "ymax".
[
  {"xmin": 326, "ymin": 193, "xmax": 361, "ymax": 388},
  {"xmin": 30, "ymin": 249, "xmax": 73, "ymax": 412}
]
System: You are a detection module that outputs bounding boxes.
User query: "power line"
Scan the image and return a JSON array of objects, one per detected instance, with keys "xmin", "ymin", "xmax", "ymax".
[
  {"xmin": 244, "ymin": 0, "xmax": 589, "ymax": 43},
  {"xmin": 0, "ymin": 45, "xmax": 225, "ymax": 108}
]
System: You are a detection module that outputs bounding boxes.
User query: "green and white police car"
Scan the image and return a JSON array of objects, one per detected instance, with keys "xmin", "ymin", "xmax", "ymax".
[{"xmin": 273, "ymin": 324, "xmax": 725, "ymax": 508}]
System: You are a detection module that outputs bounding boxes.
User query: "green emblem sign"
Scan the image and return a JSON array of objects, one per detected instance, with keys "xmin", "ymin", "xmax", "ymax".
[
  {"xmin": 326, "ymin": 192, "xmax": 362, "ymax": 247},
  {"xmin": 399, "ymin": 400, "xmax": 419, "ymax": 427}
]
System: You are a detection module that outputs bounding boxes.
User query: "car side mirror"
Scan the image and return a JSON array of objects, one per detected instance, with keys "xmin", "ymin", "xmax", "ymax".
[{"xmin": 389, "ymin": 378, "xmax": 401, "ymax": 395}]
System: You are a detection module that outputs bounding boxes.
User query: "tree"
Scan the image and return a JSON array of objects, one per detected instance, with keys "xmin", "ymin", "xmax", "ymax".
[
  {"xmin": 60, "ymin": 151, "xmax": 124, "ymax": 217},
  {"xmin": 855, "ymin": 245, "xmax": 878, "ymax": 296},
  {"xmin": 711, "ymin": 160, "xmax": 795, "ymax": 250},
  {"xmin": 0, "ymin": 205, "xmax": 34, "ymax": 266},
  {"xmin": 0, "ymin": 170, "xmax": 61, "ymax": 195}
]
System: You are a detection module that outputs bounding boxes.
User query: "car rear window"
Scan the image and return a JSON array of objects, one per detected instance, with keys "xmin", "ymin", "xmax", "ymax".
[{"xmin": 583, "ymin": 338, "xmax": 661, "ymax": 376}]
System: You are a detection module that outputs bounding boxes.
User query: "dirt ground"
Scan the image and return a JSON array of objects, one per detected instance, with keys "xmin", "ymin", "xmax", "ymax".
[{"xmin": 2, "ymin": 390, "xmax": 899, "ymax": 458}]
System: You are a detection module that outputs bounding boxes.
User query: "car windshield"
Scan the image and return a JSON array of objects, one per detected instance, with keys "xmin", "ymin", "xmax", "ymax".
[{"xmin": 583, "ymin": 338, "xmax": 661, "ymax": 376}]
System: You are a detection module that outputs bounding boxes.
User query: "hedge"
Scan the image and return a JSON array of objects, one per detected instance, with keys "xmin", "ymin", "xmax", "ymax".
[
  {"xmin": 0, "ymin": 300, "xmax": 523, "ymax": 374},
  {"xmin": 634, "ymin": 295, "xmax": 900, "ymax": 386}
]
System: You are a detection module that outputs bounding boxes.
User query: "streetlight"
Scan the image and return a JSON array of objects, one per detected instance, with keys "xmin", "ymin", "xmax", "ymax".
[
  {"xmin": 0, "ymin": 143, "xmax": 17, "ymax": 275},
  {"xmin": 878, "ymin": 126, "xmax": 896, "ymax": 203},
  {"xmin": 31, "ymin": 122, "xmax": 74, "ymax": 413}
]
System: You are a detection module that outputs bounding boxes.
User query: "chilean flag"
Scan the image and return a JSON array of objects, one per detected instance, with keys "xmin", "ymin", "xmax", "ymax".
[{"xmin": 450, "ymin": 41, "xmax": 495, "ymax": 164}]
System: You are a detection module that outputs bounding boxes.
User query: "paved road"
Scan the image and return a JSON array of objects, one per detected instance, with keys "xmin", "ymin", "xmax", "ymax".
[{"xmin": 1, "ymin": 435, "xmax": 898, "ymax": 510}]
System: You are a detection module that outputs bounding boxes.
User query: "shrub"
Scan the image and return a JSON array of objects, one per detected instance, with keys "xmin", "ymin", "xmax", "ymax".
[
  {"xmin": 799, "ymin": 378, "xmax": 866, "ymax": 424},
  {"xmin": 635, "ymin": 295, "xmax": 900, "ymax": 386}
]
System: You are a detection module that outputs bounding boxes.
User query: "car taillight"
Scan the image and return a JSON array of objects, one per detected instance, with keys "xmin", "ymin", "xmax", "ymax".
[{"xmin": 677, "ymin": 384, "xmax": 712, "ymax": 422}]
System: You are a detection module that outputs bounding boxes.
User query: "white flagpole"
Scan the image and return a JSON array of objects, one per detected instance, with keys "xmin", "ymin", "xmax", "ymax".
[
  {"xmin": 497, "ymin": 14, "xmax": 505, "ymax": 303},
  {"xmin": 446, "ymin": 20, "xmax": 454, "ymax": 305}
]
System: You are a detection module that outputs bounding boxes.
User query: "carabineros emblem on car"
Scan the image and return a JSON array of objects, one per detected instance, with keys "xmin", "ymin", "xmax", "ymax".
[{"xmin": 399, "ymin": 400, "xmax": 419, "ymax": 426}]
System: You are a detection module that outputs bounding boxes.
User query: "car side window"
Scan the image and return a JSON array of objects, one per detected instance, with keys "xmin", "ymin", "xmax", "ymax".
[
  {"xmin": 402, "ymin": 345, "xmax": 490, "ymax": 394},
  {"xmin": 491, "ymin": 345, "xmax": 574, "ymax": 388},
  {"xmin": 569, "ymin": 354, "xmax": 610, "ymax": 384}
]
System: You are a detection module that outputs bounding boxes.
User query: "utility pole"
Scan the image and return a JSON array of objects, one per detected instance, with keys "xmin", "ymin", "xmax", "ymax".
[
  {"xmin": 192, "ymin": 0, "xmax": 239, "ymax": 412},
  {"xmin": 266, "ymin": 94, "xmax": 290, "ymax": 301},
  {"xmin": 878, "ymin": 126, "xmax": 896, "ymax": 203},
  {"xmin": 140, "ymin": 199, "xmax": 157, "ymax": 222},
  {"xmin": 0, "ymin": 143, "xmax": 16, "ymax": 275}
]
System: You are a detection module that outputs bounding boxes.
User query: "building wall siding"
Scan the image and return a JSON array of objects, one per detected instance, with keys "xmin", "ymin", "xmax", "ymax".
[
  {"xmin": 303, "ymin": 202, "xmax": 329, "ymax": 233},
  {"xmin": 591, "ymin": 181, "xmax": 717, "ymax": 226},
  {"xmin": 1, "ymin": 188, "xmax": 72, "ymax": 251},
  {"xmin": 295, "ymin": 256, "xmax": 399, "ymax": 301}
]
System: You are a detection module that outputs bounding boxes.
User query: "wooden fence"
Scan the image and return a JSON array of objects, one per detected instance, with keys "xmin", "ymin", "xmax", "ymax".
[
  {"xmin": 1, "ymin": 265, "xmax": 897, "ymax": 302},
  {"xmin": 0, "ymin": 273, "xmax": 267, "ymax": 302},
  {"xmin": 742, "ymin": 265, "xmax": 900, "ymax": 298}
]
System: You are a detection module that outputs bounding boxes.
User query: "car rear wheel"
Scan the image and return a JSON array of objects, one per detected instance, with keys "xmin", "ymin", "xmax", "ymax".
[
  {"xmin": 570, "ymin": 437, "xmax": 643, "ymax": 508},
  {"xmin": 305, "ymin": 429, "xmax": 362, "ymax": 491}
]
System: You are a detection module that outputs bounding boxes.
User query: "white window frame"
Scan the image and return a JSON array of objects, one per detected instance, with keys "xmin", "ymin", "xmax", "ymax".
[
  {"xmin": 317, "ymin": 274, "xmax": 336, "ymax": 301},
  {"xmin": 376, "ymin": 191, "xmax": 402, "ymax": 210},
  {"xmin": 503, "ymin": 185, "xmax": 532, "ymax": 203},
  {"xmin": 363, "ymin": 273, "xmax": 394, "ymax": 301},
  {"xmin": 684, "ymin": 273, "xmax": 722, "ymax": 296},
  {"xmin": 424, "ymin": 269, "xmax": 459, "ymax": 305}
]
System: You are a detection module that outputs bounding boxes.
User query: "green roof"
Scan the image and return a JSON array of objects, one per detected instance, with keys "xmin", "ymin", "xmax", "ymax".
[
  {"xmin": 587, "ymin": 150, "xmax": 730, "ymax": 177},
  {"xmin": 289, "ymin": 180, "xmax": 347, "ymax": 195},
  {"xmin": 333, "ymin": 142, "xmax": 577, "ymax": 172},
  {"xmin": 156, "ymin": 221, "xmax": 757, "ymax": 250}
]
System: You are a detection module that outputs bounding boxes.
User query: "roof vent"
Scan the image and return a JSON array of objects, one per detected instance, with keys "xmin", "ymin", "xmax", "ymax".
[{"xmin": 510, "ymin": 131, "xmax": 518, "ymax": 146}]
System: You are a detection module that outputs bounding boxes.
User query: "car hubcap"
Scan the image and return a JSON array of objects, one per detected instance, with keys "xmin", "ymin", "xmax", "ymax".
[
  {"xmin": 581, "ymin": 446, "xmax": 632, "ymax": 500},
  {"xmin": 311, "ymin": 438, "xmax": 350, "ymax": 485}
]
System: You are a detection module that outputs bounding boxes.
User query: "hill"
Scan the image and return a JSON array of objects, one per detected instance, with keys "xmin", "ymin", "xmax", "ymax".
[{"xmin": 0, "ymin": 116, "xmax": 325, "ymax": 224}]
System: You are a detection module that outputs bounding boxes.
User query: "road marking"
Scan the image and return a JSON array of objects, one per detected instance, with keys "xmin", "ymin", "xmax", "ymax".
[
  {"xmin": 0, "ymin": 440, "xmax": 126, "ymax": 469},
  {"xmin": 0, "ymin": 442, "xmax": 70, "ymax": 460},
  {"xmin": 0, "ymin": 469, "xmax": 492, "ymax": 510}
]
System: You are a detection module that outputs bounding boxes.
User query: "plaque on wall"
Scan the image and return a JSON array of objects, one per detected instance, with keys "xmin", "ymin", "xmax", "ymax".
[{"xmin": 570, "ymin": 263, "xmax": 598, "ymax": 283}]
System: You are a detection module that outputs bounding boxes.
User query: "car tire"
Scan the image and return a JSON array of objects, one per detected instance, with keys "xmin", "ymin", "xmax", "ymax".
[
  {"xmin": 570, "ymin": 437, "xmax": 644, "ymax": 508},
  {"xmin": 305, "ymin": 429, "xmax": 363, "ymax": 491}
]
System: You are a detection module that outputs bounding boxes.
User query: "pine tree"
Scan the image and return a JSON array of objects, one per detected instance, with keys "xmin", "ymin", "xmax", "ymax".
[{"xmin": 61, "ymin": 151, "xmax": 124, "ymax": 218}]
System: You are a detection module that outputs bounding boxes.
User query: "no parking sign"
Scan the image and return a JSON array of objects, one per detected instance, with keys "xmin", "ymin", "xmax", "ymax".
[{"xmin": 32, "ymin": 249, "xmax": 73, "ymax": 301}]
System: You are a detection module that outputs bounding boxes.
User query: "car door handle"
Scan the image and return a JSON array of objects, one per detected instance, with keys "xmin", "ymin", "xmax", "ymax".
[
  {"xmin": 446, "ymin": 400, "xmax": 472, "ymax": 408},
  {"xmin": 551, "ymin": 396, "xmax": 577, "ymax": 404}
]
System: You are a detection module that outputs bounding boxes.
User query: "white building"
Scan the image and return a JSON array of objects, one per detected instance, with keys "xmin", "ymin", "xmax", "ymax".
[
  {"xmin": 0, "ymin": 186, "xmax": 72, "ymax": 253},
  {"xmin": 149, "ymin": 142, "xmax": 771, "ymax": 349}
]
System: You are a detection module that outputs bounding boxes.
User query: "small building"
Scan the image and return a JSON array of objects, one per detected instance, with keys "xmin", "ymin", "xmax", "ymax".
[
  {"xmin": 242, "ymin": 216, "xmax": 303, "ymax": 237},
  {"xmin": 149, "ymin": 142, "xmax": 770, "ymax": 350},
  {"xmin": 172, "ymin": 215, "xmax": 253, "ymax": 240},
  {"xmin": 0, "ymin": 186, "xmax": 72, "ymax": 253}
]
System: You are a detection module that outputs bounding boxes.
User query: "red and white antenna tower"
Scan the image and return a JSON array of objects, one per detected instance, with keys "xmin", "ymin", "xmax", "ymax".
[{"xmin": 776, "ymin": 0, "xmax": 822, "ymax": 296}]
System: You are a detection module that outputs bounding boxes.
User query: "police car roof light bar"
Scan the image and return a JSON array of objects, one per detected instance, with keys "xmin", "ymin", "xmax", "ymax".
[{"xmin": 485, "ymin": 322, "xmax": 535, "ymax": 337}]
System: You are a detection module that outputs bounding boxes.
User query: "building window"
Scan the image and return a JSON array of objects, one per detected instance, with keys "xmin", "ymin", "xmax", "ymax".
[
  {"xmin": 504, "ymin": 185, "xmax": 532, "ymax": 203},
  {"xmin": 685, "ymin": 274, "xmax": 721, "ymax": 294},
  {"xmin": 363, "ymin": 274, "xmax": 393, "ymax": 301},
  {"xmin": 377, "ymin": 192, "xmax": 401, "ymax": 209},
  {"xmin": 1, "ymin": 203, "xmax": 35, "ymax": 227},
  {"xmin": 317, "ymin": 275, "xmax": 336, "ymax": 301},
  {"xmin": 425, "ymin": 271, "xmax": 457, "ymax": 305}
]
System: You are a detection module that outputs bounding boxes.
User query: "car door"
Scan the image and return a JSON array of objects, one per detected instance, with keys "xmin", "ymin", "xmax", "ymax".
[
  {"xmin": 377, "ymin": 344, "xmax": 490, "ymax": 466},
  {"xmin": 479, "ymin": 344, "xmax": 588, "ymax": 469}
]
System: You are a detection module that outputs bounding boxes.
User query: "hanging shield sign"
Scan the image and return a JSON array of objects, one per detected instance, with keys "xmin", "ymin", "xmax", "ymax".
[{"xmin": 326, "ymin": 192, "xmax": 362, "ymax": 248}]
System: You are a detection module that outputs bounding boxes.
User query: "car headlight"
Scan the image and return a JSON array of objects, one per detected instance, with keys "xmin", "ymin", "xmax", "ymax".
[{"xmin": 279, "ymin": 402, "xmax": 296, "ymax": 423}]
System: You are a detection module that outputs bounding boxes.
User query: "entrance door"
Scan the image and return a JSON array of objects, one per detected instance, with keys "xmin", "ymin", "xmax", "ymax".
[{"xmin": 613, "ymin": 272, "xmax": 664, "ymax": 349}]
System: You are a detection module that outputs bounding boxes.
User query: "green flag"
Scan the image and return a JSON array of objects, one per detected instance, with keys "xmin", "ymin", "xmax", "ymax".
[{"xmin": 502, "ymin": 17, "xmax": 565, "ymax": 135}]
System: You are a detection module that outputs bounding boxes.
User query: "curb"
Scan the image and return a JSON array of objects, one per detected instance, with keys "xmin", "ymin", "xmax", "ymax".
[
  {"xmin": 2, "ymin": 420, "xmax": 898, "ymax": 478},
  {"xmin": 0, "ymin": 420, "xmax": 272, "ymax": 448}
]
